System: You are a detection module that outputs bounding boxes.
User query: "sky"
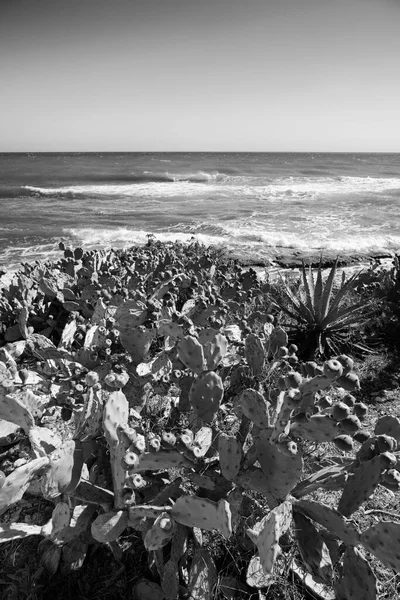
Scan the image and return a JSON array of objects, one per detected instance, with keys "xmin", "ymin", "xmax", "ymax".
[{"xmin": 0, "ymin": 0, "xmax": 400, "ymax": 152}]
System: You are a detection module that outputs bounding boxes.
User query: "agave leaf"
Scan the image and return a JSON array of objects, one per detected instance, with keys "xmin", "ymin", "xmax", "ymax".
[
  {"xmin": 301, "ymin": 262, "xmax": 315, "ymax": 314},
  {"xmin": 306, "ymin": 263, "xmax": 315, "ymax": 309},
  {"xmin": 313, "ymin": 264, "xmax": 324, "ymax": 323},
  {"xmin": 277, "ymin": 278, "xmax": 315, "ymax": 324},
  {"xmin": 327, "ymin": 270, "xmax": 362, "ymax": 315},
  {"xmin": 320, "ymin": 259, "xmax": 338, "ymax": 320},
  {"xmin": 323, "ymin": 304, "xmax": 370, "ymax": 331}
]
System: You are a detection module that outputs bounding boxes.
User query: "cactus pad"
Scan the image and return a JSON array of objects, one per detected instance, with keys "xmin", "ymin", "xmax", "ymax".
[
  {"xmin": 198, "ymin": 328, "xmax": 228, "ymax": 370},
  {"xmin": 246, "ymin": 501, "xmax": 292, "ymax": 574},
  {"xmin": 144, "ymin": 512, "xmax": 176, "ymax": 551},
  {"xmin": 131, "ymin": 450, "xmax": 194, "ymax": 471},
  {"xmin": 240, "ymin": 388, "xmax": 270, "ymax": 428},
  {"xmin": 291, "ymin": 413, "xmax": 340, "ymax": 442},
  {"xmin": 91, "ymin": 510, "xmax": 128, "ymax": 543},
  {"xmin": 244, "ymin": 333, "xmax": 265, "ymax": 376},
  {"xmin": 374, "ymin": 415, "xmax": 400, "ymax": 443},
  {"xmin": 294, "ymin": 499, "xmax": 360, "ymax": 546},
  {"xmin": 360, "ymin": 521, "xmax": 400, "ymax": 571},
  {"xmin": 256, "ymin": 431, "xmax": 303, "ymax": 500},
  {"xmin": 189, "ymin": 371, "xmax": 224, "ymax": 423},
  {"xmin": 177, "ymin": 335, "xmax": 206, "ymax": 373},
  {"xmin": 334, "ymin": 546, "xmax": 377, "ymax": 600},
  {"xmin": 42, "ymin": 440, "xmax": 83, "ymax": 498},
  {"xmin": 292, "ymin": 511, "xmax": 333, "ymax": 585},
  {"xmin": 171, "ymin": 495, "xmax": 232, "ymax": 539},
  {"xmin": 218, "ymin": 433, "xmax": 243, "ymax": 481},
  {"xmin": 338, "ymin": 455, "xmax": 383, "ymax": 517},
  {"xmin": 0, "ymin": 457, "xmax": 49, "ymax": 515}
]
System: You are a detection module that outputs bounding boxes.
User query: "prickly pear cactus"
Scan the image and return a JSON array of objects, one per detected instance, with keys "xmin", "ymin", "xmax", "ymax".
[
  {"xmin": 218, "ymin": 434, "xmax": 243, "ymax": 481},
  {"xmin": 240, "ymin": 388, "xmax": 270, "ymax": 428},
  {"xmin": 198, "ymin": 328, "xmax": 228, "ymax": 370},
  {"xmin": 244, "ymin": 333, "xmax": 265, "ymax": 376},
  {"xmin": 360, "ymin": 521, "xmax": 400, "ymax": 571},
  {"xmin": 255, "ymin": 430, "xmax": 303, "ymax": 501},
  {"xmin": 293, "ymin": 510, "xmax": 333, "ymax": 585},
  {"xmin": 294, "ymin": 499, "xmax": 360, "ymax": 547},
  {"xmin": 0, "ymin": 457, "xmax": 49, "ymax": 515},
  {"xmin": 177, "ymin": 335, "xmax": 206, "ymax": 373},
  {"xmin": 246, "ymin": 501, "xmax": 292, "ymax": 574},
  {"xmin": 91, "ymin": 510, "xmax": 129, "ymax": 543},
  {"xmin": 171, "ymin": 495, "xmax": 232, "ymax": 539},
  {"xmin": 334, "ymin": 546, "xmax": 377, "ymax": 600},
  {"xmin": 42, "ymin": 440, "xmax": 83, "ymax": 499},
  {"xmin": 189, "ymin": 371, "xmax": 224, "ymax": 423},
  {"xmin": 337, "ymin": 455, "xmax": 384, "ymax": 517},
  {"xmin": 103, "ymin": 389, "xmax": 130, "ymax": 509}
]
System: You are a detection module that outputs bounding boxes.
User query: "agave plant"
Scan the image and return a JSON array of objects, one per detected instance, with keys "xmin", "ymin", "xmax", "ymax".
[{"xmin": 272, "ymin": 258, "xmax": 373, "ymax": 358}]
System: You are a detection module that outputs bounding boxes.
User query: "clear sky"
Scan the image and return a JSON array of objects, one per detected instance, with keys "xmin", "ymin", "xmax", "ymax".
[{"xmin": 1, "ymin": 0, "xmax": 399, "ymax": 152}]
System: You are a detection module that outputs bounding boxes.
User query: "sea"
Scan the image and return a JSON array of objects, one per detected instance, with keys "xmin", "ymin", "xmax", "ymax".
[{"xmin": 0, "ymin": 152, "xmax": 399, "ymax": 272}]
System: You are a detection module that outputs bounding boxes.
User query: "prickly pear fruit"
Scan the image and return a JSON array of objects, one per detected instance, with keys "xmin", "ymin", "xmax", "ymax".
[
  {"xmin": 246, "ymin": 501, "xmax": 292, "ymax": 574},
  {"xmin": 244, "ymin": 333, "xmax": 265, "ymax": 376},
  {"xmin": 332, "ymin": 402, "xmax": 351, "ymax": 421},
  {"xmin": 240, "ymin": 388, "xmax": 270, "ymax": 428},
  {"xmin": 144, "ymin": 512, "xmax": 176, "ymax": 551},
  {"xmin": 0, "ymin": 457, "xmax": 49, "ymax": 515},
  {"xmin": 323, "ymin": 359, "xmax": 343, "ymax": 380},
  {"xmin": 292, "ymin": 511, "xmax": 333, "ymax": 585},
  {"xmin": 336, "ymin": 355, "xmax": 354, "ymax": 375},
  {"xmin": 85, "ymin": 371, "xmax": 100, "ymax": 387},
  {"xmin": 294, "ymin": 500, "xmax": 360, "ymax": 546},
  {"xmin": 379, "ymin": 451, "xmax": 397, "ymax": 469},
  {"xmin": 338, "ymin": 455, "xmax": 383, "ymax": 517},
  {"xmin": 189, "ymin": 371, "xmax": 224, "ymax": 423},
  {"xmin": 375, "ymin": 415, "xmax": 400, "ymax": 443},
  {"xmin": 375, "ymin": 434, "xmax": 397, "ymax": 454},
  {"xmin": 340, "ymin": 414, "xmax": 362, "ymax": 434},
  {"xmin": 171, "ymin": 496, "xmax": 232, "ymax": 539},
  {"xmin": 284, "ymin": 371, "xmax": 302, "ymax": 389},
  {"xmin": 276, "ymin": 438, "xmax": 298, "ymax": 457},
  {"xmin": 381, "ymin": 469, "xmax": 400, "ymax": 489},
  {"xmin": 334, "ymin": 435, "xmax": 354, "ymax": 452},
  {"xmin": 353, "ymin": 430, "xmax": 371, "ymax": 444},
  {"xmin": 198, "ymin": 329, "xmax": 228, "ymax": 370},
  {"xmin": 334, "ymin": 546, "xmax": 377, "ymax": 600},
  {"xmin": 335, "ymin": 372, "xmax": 360, "ymax": 392},
  {"xmin": 177, "ymin": 335, "xmax": 206, "ymax": 373},
  {"xmin": 354, "ymin": 402, "xmax": 368, "ymax": 420},
  {"xmin": 218, "ymin": 434, "xmax": 243, "ymax": 481},
  {"xmin": 342, "ymin": 393, "xmax": 356, "ymax": 407},
  {"xmin": 361, "ymin": 521, "xmax": 400, "ymax": 571}
]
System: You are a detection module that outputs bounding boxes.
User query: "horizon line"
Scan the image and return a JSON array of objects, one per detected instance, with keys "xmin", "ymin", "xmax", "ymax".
[{"xmin": 1, "ymin": 150, "xmax": 400, "ymax": 155}]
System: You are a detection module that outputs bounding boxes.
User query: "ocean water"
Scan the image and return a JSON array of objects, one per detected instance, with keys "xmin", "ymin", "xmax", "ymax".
[{"xmin": 0, "ymin": 152, "xmax": 399, "ymax": 271}]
